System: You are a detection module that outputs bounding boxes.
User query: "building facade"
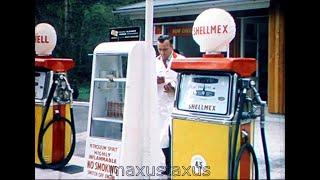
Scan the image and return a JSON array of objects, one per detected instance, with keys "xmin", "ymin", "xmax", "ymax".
[{"xmin": 114, "ymin": 0, "xmax": 285, "ymax": 114}]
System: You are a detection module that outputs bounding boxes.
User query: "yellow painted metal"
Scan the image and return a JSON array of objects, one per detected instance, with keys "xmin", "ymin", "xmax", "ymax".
[
  {"xmin": 172, "ymin": 118, "xmax": 255, "ymax": 179},
  {"xmin": 64, "ymin": 103, "xmax": 72, "ymax": 158},
  {"xmin": 35, "ymin": 103, "xmax": 73, "ymax": 164},
  {"xmin": 172, "ymin": 119, "xmax": 230, "ymax": 179},
  {"xmin": 35, "ymin": 105, "xmax": 53, "ymax": 164}
]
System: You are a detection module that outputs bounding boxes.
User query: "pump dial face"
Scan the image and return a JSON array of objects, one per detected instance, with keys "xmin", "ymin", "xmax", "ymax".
[
  {"xmin": 178, "ymin": 74, "xmax": 230, "ymax": 114},
  {"xmin": 191, "ymin": 77, "xmax": 217, "ymax": 97}
]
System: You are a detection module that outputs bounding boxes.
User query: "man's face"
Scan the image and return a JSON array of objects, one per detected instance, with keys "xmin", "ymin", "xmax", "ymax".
[{"xmin": 157, "ymin": 40, "xmax": 173, "ymax": 60}]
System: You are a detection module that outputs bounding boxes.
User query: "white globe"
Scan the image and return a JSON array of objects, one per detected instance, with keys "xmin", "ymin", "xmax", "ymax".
[
  {"xmin": 35, "ymin": 23, "xmax": 57, "ymax": 56},
  {"xmin": 192, "ymin": 8, "xmax": 236, "ymax": 53}
]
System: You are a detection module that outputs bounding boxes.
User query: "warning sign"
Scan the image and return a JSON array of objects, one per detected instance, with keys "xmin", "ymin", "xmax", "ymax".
[{"xmin": 84, "ymin": 138, "xmax": 121, "ymax": 179}]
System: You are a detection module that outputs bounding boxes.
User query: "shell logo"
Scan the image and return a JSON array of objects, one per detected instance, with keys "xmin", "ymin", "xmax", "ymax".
[
  {"xmin": 35, "ymin": 23, "xmax": 57, "ymax": 56},
  {"xmin": 192, "ymin": 8, "xmax": 236, "ymax": 53}
]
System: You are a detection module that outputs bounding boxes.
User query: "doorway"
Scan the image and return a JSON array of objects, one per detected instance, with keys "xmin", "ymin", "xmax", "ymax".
[{"xmin": 241, "ymin": 16, "xmax": 268, "ymax": 101}]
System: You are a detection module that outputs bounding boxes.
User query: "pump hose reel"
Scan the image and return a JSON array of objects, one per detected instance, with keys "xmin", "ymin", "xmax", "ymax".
[{"xmin": 36, "ymin": 74, "xmax": 76, "ymax": 170}]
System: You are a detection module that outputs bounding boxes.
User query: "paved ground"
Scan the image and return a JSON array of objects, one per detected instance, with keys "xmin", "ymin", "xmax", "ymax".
[
  {"xmin": 35, "ymin": 103, "xmax": 285, "ymax": 179},
  {"xmin": 254, "ymin": 112, "xmax": 285, "ymax": 179}
]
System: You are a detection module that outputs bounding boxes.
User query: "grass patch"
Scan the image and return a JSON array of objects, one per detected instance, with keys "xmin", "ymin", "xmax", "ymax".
[{"xmin": 77, "ymin": 83, "xmax": 91, "ymax": 102}]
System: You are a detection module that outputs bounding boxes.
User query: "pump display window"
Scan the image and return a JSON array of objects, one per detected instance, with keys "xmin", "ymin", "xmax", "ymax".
[{"xmin": 177, "ymin": 73, "xmax": 231, "ymax": 115}]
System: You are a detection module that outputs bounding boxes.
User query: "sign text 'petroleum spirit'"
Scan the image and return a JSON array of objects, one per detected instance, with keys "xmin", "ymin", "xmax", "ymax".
[
  {"xmin": 85, "ymin": 140, "xmax": 121, "ymax": 179},
  {"xmin": 193, "ymin": 25, "xmax": 228, "ymax": 35}
]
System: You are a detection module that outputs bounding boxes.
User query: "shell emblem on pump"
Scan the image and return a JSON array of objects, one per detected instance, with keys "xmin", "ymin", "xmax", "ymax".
[{"xmin": 191, "ymin": 154, "xmax": 209, "ymax": 175}]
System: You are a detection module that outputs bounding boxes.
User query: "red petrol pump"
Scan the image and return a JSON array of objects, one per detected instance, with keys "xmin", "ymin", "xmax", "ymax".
[
  {"xmin": 35, "ymin": 23, "xmax": 76, "ymax": 169},
  {"xmin": 169, "ymin": 8, "xmax": 270, "ymax": 179}
]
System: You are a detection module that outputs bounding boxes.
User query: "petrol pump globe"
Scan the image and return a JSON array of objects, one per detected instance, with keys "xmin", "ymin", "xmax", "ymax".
[
  {"xmin": 35, "ymin": 23, "xmax": 57, "ymax": 56},
  {"xmin": 192, "ymin": 8, "xmax": 236, "ymax": 53}
]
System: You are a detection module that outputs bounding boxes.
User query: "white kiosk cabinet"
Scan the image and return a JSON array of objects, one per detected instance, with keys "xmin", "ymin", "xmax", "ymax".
[{"xmin": 84, "ymin": 41, "xmax": 143, "ymax": 179}]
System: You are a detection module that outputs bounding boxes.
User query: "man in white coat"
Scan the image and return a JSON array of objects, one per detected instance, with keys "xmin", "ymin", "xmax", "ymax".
[{"xmin": 156, "ymin": 35, "xmax": 185, "ymax": 175}]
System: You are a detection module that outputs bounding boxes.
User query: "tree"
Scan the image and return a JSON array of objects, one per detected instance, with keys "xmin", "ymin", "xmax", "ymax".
[{"xmin": 35, "ymin": 0, "xmax": 145, "ymax": 100}]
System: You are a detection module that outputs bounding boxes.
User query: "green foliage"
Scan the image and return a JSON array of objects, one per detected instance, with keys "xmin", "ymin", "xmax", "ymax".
[
  {"xmin": 35, "ymin": 0, "xmax": 145, "ymax": 101},
  {"xmin": 77, "ymin": 82, "xmax": 91, "ymax": 101}
]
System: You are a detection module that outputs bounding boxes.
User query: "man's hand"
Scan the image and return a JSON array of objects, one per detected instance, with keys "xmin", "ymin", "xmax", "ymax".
[
  {"xmin": 163, "ymin": 82, "xmax": 174, "ymax": 93},
  {"xmin": 157, "ymin": 76, "xmax": 165, "ymax": 84}
]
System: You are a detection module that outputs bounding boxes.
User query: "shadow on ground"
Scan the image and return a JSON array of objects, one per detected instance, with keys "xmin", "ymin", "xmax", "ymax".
[{"xmin": 59, "ymin": 165, "xmax": 84, "ymax": 174}]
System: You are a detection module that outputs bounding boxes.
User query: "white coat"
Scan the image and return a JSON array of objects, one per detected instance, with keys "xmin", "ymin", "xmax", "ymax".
[{"xmin": 156, "ymin": 51, "xmax": 185, "ymax": 148}]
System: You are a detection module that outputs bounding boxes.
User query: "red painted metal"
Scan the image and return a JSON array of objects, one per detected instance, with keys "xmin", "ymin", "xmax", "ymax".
[
  {"xmin": 35, "ymin": 57, "xmax": 75, "ymax": 72},
  {"xmin": 171, "ymin": 57, "xmax": 256, "ymax": 77}
]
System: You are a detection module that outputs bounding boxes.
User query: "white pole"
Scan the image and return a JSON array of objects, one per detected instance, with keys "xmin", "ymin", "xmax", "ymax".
[
  {"xmin": 119, "ymin": 1, "xmax": 159, "ymax": 179},
  {"xmin": 143, "ymin": 0, "xmax": 161, "ymax": 179},
  {"xmin": 145, "ymin": 0, "xmax": 153, "ymax": 47}
]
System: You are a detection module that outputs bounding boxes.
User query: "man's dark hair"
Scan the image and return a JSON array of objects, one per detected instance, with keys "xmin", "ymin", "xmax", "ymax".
[{"xmin": 158, "ymin": 35, "xmax": 173, "ymax": 44}]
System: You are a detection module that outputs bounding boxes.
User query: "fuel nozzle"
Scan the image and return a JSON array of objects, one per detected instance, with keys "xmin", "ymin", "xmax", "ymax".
[
  {"xmin": 53, "ymin": 73, "xmax": 73, "ymax": 104},
  {"xmin": 239, "ymin": 78, "xmax": 251, "ymax": 90},
  {"xmin": 241, "ymin": 97, "xmax": 256, "ymax": 119},
  {"xmin": 249, "ymin": 80, "xmax": 264, "ymax": 104},
  {"xmin": 249, "ymin": 80, "xmax": 266, "ymax": 125}
]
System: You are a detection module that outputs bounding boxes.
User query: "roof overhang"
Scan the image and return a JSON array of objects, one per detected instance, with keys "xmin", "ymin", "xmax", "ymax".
[{"xmin": 113, "ymin": 0, "xmax": 270, "ymax": 20}]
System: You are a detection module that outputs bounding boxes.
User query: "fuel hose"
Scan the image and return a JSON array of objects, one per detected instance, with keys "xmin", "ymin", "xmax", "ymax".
[
  {"xmin": 232, "ymin": 135, "xmax": 259, "ymax": 179},
  {"xmin": 251, "ymin": 85, "xmax": 270, "ymax": 180},
  {"xmin": 231, "ymin": 80, "xmax": 270, "ymax": 180},
  {"xmin": 230, "ymin": 87, "xmax": 247, "ymax": 178}
]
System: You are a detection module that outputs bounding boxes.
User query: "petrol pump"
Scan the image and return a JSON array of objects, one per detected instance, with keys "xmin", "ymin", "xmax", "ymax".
[
  {"xmin": 170, "ymin": 8, "xmax": 270, "ymax": 179},
  {"xmin": 35, "ymin": 23, "xmax": 76, "ymax": 170}
]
